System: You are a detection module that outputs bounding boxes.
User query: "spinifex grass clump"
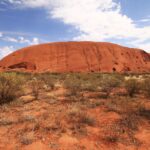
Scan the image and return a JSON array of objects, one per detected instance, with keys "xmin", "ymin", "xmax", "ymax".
[{"xmin": 0, "ymin": 72, "xmax": 25, "ymax": 104}]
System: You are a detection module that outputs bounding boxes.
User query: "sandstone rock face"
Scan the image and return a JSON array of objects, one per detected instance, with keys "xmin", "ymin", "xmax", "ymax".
[{"xmin": 0, "ymin": 41, "xmax": 150, "ymax": 73}]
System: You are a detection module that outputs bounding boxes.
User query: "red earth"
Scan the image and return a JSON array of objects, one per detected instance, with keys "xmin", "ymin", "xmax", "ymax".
[{"xmin": 0, "ymin": 41, "xmax": 150, "ymax": 73}]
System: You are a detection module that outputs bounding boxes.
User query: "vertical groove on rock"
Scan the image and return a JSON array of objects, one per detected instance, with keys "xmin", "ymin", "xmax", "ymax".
[
  {"xmin": 108, "ymin": 48, "xmax": 117, "ymax": 60},
  {"xmin": 82, "ymin": 48, "xmax": 90, "ymax": 71},
  {"xmin": 65, "ymin": 45, "xmax": 69, "ymax": 71},
  {"xmin": 49, "ymin": 45, "xmax": 52, "ymax": 71},
  {"xmin": 56, "ymin": 46, "xmax": 59, "ymax": 71},
  {"xmin": 93, "ymin": 45, "xmax": 102, "ymax": 71}
]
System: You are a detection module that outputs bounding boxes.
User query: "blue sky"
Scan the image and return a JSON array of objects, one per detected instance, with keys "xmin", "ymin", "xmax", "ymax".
[{"xmin": 0, "ymin": 0, "xmax": 150, "ymax": 59}]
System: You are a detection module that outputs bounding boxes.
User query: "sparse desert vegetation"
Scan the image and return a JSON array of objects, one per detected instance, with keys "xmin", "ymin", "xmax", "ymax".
[
  {"xmin": 0, "ymin": 72, "xmax": 149, "ymax": 150},
  {"xmin": 142, "ymin": 78, "xmax": 150, "ymax": 98},
  {"xmin": 0, "ymin": 72, "xmax": 25, "ymax": 104}
]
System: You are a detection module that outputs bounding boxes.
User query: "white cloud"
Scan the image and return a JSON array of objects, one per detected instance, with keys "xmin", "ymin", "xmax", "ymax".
[
  {"xmin": 0, "ymin": 46, "xmax": 14, "ymax": 59},
  {"xmin": 7, "ymin": 0, "xmax": 49, "ymax": 7},
  {"xmin": 31, "ymin": 37, "xmax": 40, "ymax": 45},
  {"xmin": 130, "ymin": 39, "xmax": 150, "ymax": 52},
  {"xmin": 18, "ymin": 36, "xmax": 29, "ymax": 43},
  {"xmin": 1, "ymin": 35, "xmax": 40, "ymax": 45},
  {"xmin": 140, "ymin": 18, "xmax": 150, "ymax": 23},
  {"xmin": 0, "ymin": 36, "xmax": 40, "ymax": 59},
  {"xmin": 3, "ymin": 36, "xmax": 18, "ymax": 42},
  {"xmin": 0, "ymin": 31, "xmax": 44, "ymax": 37},
  {"xmin": 0, "ymin": 34, "xmax": 41, "ymax": 59},
  {"xmin": 139, "ymin": 16, "xmax": 150, "ymax": 23},
  {"xmin": 4, "ymin": 0, "xmax": 150, "ymax": 52},
  {"xmin": 19, "ymin": 36, "xmax": 40, "ymax": 45},
  {"xmin": 137, "ymin": 43, "xmax": 150, "ymax": 51}
]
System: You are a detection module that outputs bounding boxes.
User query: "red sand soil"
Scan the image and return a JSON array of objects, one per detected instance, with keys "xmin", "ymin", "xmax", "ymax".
[
  {"xmin": 0, "ymin": 41, "xmax": 150, "ymax": 73},
  {"xmin": 0, "ymin": 87, "xmax": 150, "ymax": 150}
]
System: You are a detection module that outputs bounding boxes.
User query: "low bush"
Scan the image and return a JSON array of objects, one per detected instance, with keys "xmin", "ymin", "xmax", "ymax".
[
  {"xmin": 64, "ymin": 75, "xmax": 82, "ymax": 96},
  {"xmin": 29, "ymin": 78, "xmax": 44, "ymax": 100},
  {"xmin": 100, "ymin": 74, "xmax": 122, "ymax": 96},
  {"xmin": 20, "ymin": 132, "xmax": 35, "ymax": 145},
  {"xmin": 68, "ymin": 107, "xmax": 95, "ymax": 126},
  {"xmin": 0, "ymin": 73, "xmax": 25, "ymax": 104},
  {"xmin": 124, "ymin": 79, "xmax": 140, "ymax": 97},
  {"xmin": 141, "ymin": 78, "xmax": 150, "ymax": 98},
  {"xmin": 37, "ymin": 74, "xmax": 56, "ymax": 90}
]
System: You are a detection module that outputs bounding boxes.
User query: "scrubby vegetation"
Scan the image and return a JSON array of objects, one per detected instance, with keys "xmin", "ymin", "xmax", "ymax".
[
  {"xmin": 142, "ymin": 78, "xmax": 150, "ymax": 98},
  {"xmin": 29, "ymin": 78, "xmax": 44, "ymax": 100},
  {"xmin": 99, "ymin": 74, "xmax": 123, "ymax": 97},
  {"xmin": 124, "ymin": 79, "xmax": 140, "ymax": 97},
  {"xmin": 0, "ymin": 72, "xmax": 149, "ymax": 149},
  {"xmin": 0, "ymin": 72, "xmax": 25, "ymax": 104}
]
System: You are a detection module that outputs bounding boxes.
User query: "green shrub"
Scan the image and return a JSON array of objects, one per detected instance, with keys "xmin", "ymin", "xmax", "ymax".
[
  {"xmin": 0, "ymin": 73, "xmax": 25, "ymax": 104},
  {"xmin": 124, "ymin": 79, "xmax": 140, "ymax": 97}
]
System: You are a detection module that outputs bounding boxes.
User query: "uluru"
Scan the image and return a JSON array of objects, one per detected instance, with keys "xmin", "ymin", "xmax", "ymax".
[{"xmin": 0, "ymin": 41, "xmax": 150, "ymax": 73}]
